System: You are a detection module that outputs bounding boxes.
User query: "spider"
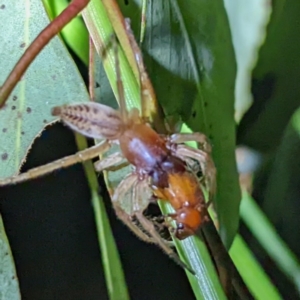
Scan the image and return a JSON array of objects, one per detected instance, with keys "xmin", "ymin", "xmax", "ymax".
[{"xmin": 0, "ymin": 18, "xmax": 216, "ymax": 273}]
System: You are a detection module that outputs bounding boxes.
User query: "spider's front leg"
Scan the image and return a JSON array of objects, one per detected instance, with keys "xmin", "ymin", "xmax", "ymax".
[
  {"xmin": 94, "ymin": 151, "xmax": 126, "ymax": 172},
  {"xmin": 169, "ymin": 132, "xmax": 212, "ymax": 152},
  {"xmin": 111, "ymin": 173, "xmax": 156, "ymax": 244},
  {"xmin": 0, "ymin": 141, "xmax": 111, "ymax": 186},
  {"xmin": 134, "ymin": 179, "xmax": 194, "ymax": 273},
  {"xmin": 167, "ymin": 132, "xmax": 217, "ymax": 201},
  {"xmin": 0, "ymin": 101, "xmax": 127, "ymax": 186}
]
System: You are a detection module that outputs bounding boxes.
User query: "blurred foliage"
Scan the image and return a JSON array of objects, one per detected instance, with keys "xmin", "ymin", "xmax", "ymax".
[
  {"xmin": 236, "ymin": 0, "xmax": 300, "ymax": 298},
  {"xmin": 237, "ymin": 1, "xmax": 300, "ymax": 151}
]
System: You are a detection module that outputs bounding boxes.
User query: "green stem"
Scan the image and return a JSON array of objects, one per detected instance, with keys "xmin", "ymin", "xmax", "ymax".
[{"xmin": 75, "ymin": 133, "xmax": 130, "ymax": 300}]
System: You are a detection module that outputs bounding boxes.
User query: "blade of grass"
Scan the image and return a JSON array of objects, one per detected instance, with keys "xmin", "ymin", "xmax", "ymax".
[
  {"xmin": 75, "ymin": 133, "xmax": 129, "ymax": 300},
  {"xmin": 240, "ymin": 190, "xmax": 300, "ymax": 293},
  {"xmin": 160, "ymin": 202, "xmax": 227, "ymax": 300},
  {"xmin": 230, "ymin": 235, "xmax": 282, "ymax": 300}
]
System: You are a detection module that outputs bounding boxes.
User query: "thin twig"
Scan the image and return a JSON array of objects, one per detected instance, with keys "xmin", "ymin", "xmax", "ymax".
[{"xmin": 0, "ymin": 0, "xmax": 90, "ymax": 108}]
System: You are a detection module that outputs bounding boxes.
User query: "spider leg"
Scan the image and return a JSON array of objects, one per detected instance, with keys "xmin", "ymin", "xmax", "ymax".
[
  {"xmin": 149, "ymin": 218, "xmax": 174, "ymax": 246},
  {"xmin": 124, "ymin": 19, "xmax": 153, "ymax": 121},
  {"xmin": 134, "ymin": 180, "xmax": 194, "ymax": 274},
  {"xmin": 124, "ymin": 19, "xmax": 167, "ymax": 134},
  {"xmin": 111, "ymin": 173, "xmax": 156, "ymax": 243},
  {"xmin": 139, "ymin": 0, "xmax": 148, "ymax": 43},
  {"xmin": 0, "ymin": 141, "xmax": 110, "ymax": 186},
  {"xmin": 135, "ymin": 210, "xmax": 194, "ymax": 274},
  {"xmin": 167, "ymin": 132, "xmax": 214, "ymax": 180},
  {"xmin": 169, "ymin": 141, "xmax": 216, "ymax": 201},
  {"xmin": 135, "ymin": 210, "xmax": 172, "ymax": 252},
  {"xmin": 113, "ymin": 206, "xmax": 155, "ymax": 244},
  {"xmin": 169, "ymin": 132, "xmax": 212, "ymax": 152},
  {"xmin": 94, "ymin": 152, "xmax": 125, "ymax": 172},
  {"xmin": 167, "ymin": 132, "xmax": 216, "ymax": 195}
]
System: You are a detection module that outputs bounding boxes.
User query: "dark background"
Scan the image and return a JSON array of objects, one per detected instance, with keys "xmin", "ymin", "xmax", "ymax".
[{"xmin": 0, "ymin": 123, "xmax": 195, "ymax": 300}]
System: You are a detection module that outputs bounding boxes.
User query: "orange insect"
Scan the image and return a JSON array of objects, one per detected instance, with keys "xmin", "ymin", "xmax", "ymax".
[
  {"xmin": 0, "ymin": 19, "xmax": 216, "ymax": 271},
  {"xmin": 152, "ymin": 164, "xmax": 209, "ymax": 240}
]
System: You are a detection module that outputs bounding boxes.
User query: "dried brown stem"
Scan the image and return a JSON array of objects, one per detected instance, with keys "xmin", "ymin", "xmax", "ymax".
[{"xmin": 0, "ymin": 0, "xmax": 91, "ymax": 108}]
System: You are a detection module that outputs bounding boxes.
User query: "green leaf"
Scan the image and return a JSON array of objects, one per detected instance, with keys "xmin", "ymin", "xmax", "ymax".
[
  {"xmin": 230, "ymin": 234, "xmax": 282, "ymax": 300},
  {"xmin": 244, "ymin": 108, "xmax": 300, "ymax": 293},
  {"xmin": 0, "ymin": 217, "xmax": 20, "ymax": 300},
  {"xmin": 0, "ymin": 0, "xmax": 89, "ymax": 179},
  {"xmin": 124, "ymin": 0, "xmax": 240, "ymax": 247},
  {"xmin": 1, "ymin": 1, "xmax": 129, "ymax": 299}
]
